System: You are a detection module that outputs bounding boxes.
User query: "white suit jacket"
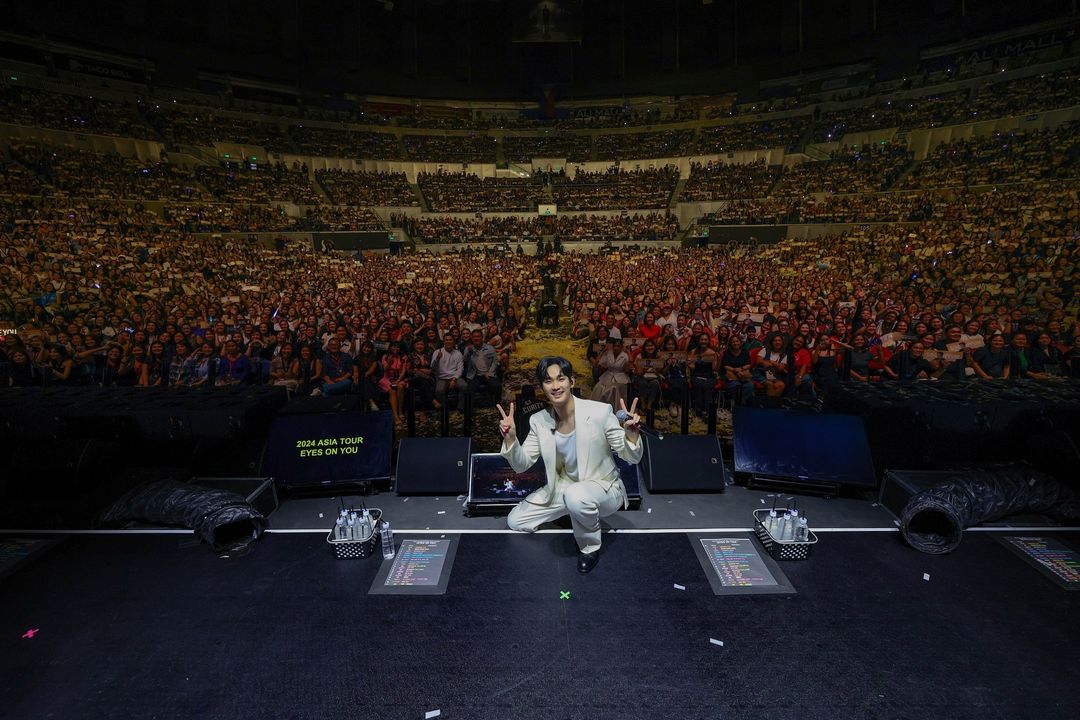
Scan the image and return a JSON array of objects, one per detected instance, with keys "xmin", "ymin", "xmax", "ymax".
[{"xmin": 500, "ymin": 397, "xmax": 643, "ymax": 508}]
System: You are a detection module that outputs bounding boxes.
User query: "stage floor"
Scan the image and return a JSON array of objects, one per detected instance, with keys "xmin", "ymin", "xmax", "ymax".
[
  {"xmin": 267, "ymin": 483, "xmax": 1061, "ymax": 534},
  {"xmin": 2, "ymin": 531, "xmax": 1078, "ymax": 720}
]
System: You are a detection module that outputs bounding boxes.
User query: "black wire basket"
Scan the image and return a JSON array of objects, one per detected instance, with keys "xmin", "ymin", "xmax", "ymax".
[
  {"xmin": 326, "ymin": 508, "xmax": 383, "ymax": 559},
  {"xmin": 753, "ymin": 508, "xmax": 817, "ymax": 560}
]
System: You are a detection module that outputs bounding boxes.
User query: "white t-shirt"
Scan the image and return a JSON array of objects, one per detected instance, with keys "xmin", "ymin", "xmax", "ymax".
[{"xmin": 554, "ymin": 430, "xmax": 579, "ymax": 481}]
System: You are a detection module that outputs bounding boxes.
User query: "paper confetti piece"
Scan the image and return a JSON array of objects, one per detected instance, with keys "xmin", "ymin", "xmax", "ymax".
[
  {"xmin": 22, "ymin": 629, "xmax": 39, "ymax": 639},
  {"xmin": 689, "ymin": 511, "xmax": 696, "ymax": 517},
  {"xmin": 760, "ymin": 498, "xmax": 766, "ymax": 504},
  {"xmin": 437, "ymin": 511, "xmax": 446, "ymax": 515},
  {"xmin": 647, "ymin": 508, "xmax": 652, "ymax": 514},
  {"xmin": 709, "ymin": 638, "xmax": 724, "ymax": 647},
  {"xmin": 403, "ymin": 498, "xmax": 409, "ymax": 502},
  {"xmin": 673, "ymin": 583, "xmax": 686, "ymax": 591},
  {"xmin": 425, "ymin": 711, "xmax": 441, "ymax": 719},
  {"xmin": 893, "ymin": 519, "xmax": 900, "ymax": 526},
  {"xmin": 318, "ymin": 513, "xmax": 324, "ymax": 518},
  {"xmin": 922, "ymin": 573, "xmax": 930, "ymax": 581},
  {"xmin": 871, "ymin": 503, "xmax": 878, "ymax": 508}
]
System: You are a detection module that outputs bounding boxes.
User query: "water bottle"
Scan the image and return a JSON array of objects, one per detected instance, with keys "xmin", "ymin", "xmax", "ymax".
[
  {"xmin": 361, "ymin": 507, "xmax": 373, "ymax": 536},
  {"xmin": 796, "ymin": 516, "xmax": 809, "ymax": 542},
  {"xmin": 346, "ymin": 514, "xmax": 357, "ymax": 540},
  {"xmin": 765, "ymin": 507, "xmax": 778, "ymax": 537},
  {"xmin": 787, "ymin": 508, "xmax": 799, "ymax": 541},
  {"xmin": 776, "ymin": 511, "xmax": 789, "ymax": 542},
  {"xmin": 380, "ymin": 521, "xmax": 395, "ymax": 559},
  {"xmin": 335, "ymin": 516, "xmax": 347, "ymax": 540}
]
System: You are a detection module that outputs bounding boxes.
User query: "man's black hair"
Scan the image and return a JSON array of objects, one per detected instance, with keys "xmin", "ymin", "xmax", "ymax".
[{"xmin": 536, "ymin": 355, "xmax": 574, "ymax": 385}]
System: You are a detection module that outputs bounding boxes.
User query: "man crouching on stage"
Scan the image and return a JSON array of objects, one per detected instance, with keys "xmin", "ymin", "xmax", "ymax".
[{"xmin": 498, "ymin": 356, "xmax": 643, "ymax": 573}]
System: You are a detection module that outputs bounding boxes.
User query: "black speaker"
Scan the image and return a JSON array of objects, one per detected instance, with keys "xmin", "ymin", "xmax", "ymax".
[
  {"xmin": 642, "ymin": 435, "xmax": 727, "ymax": 492},
  {"xmin": 395, "ymin": 437, "xmax": 472, "ymax": 495}
]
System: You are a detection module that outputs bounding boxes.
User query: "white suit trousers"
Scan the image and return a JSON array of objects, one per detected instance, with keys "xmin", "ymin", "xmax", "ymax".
[{"xmin": 506, "ymin": 476, "xmax": 623, "ymax": 554}]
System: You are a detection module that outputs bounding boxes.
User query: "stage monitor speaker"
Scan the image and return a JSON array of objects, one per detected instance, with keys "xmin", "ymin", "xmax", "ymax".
[
  {"xmin": 395, "ymin": 437, "xmax": 472, "ymax": 495},
  {"xmin": 642, "ymin": 435, "xmax": 727, "ymax": 493}
]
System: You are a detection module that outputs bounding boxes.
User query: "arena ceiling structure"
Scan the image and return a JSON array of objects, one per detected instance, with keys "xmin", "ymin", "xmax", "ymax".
[{"xmin": 7, "ymin": 0, "xmax": 1077, "ymax": 99}]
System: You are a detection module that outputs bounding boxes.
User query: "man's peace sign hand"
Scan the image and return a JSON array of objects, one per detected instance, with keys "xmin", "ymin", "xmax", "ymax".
[
  {"xmin": 618, "ymin": 397, "xmax": 641, "ymax": 437},
  {"xmin": 497, "ymin": 402, "xmax": 516, "ymax": 446}
]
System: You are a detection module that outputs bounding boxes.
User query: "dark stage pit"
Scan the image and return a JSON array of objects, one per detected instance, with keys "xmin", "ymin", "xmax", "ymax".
[{"xmin": 2, "ymin": 531, "xmax": 1079, "ymax": 720}]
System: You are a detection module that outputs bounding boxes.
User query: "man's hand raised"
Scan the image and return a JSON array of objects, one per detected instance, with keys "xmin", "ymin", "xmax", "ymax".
[{"xmin": 497, "ymin": 402, "xmax": 516, "ymax": 447}]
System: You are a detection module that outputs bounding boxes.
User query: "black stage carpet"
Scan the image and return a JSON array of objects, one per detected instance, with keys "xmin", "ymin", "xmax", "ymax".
[{"xmin": 2, "ymin": 532, "xmax": 1078, "ymax": 720}]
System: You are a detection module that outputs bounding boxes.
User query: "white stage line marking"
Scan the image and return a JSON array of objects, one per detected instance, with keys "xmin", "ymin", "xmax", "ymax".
[{"xmin": 3, "ymin": 526, "xmax": 1078, "ymax": 536}]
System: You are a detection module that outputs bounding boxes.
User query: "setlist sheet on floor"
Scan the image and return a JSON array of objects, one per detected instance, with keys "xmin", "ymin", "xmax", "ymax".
[
  {"xmin": 369, "ymin": 536, "xmax": 459, "ymax": 595},
  {"xmin": 996, "ymin": 535, "xmax": 1080, "ymax": 591},
  {"xmin": 689, "ymin": 533, "xmax": 795, "ymax": 596}
]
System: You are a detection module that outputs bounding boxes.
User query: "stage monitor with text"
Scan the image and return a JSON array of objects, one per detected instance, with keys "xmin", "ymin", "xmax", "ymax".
[{"xmin": 261, "ymin": 411, "xmax": 393, "ymax": 488}]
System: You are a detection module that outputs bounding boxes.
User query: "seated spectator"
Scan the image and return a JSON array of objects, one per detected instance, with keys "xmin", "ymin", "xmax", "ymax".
[
  {"xmin": 431, "ymin": 333, "xmax": 464, "ymax": 410},
  {"xmin": 352, "ymin": 340, "xmax": 381, "ymax": 410},
  {"xmin": 269, "ymin": 342, "xmax": 300, "ymax": 390},
  {"xmin": 216, "ymin": 340, "xmax": 250, "ymax": 386},
  {"xmin": 688, "ymin": 333, "xmax": 719, "ymax": 416},
  {"xmin": 972, "ymin": 333, "xmax": 1011, "ymax": 380},
  {"xmin": 379, "ymin": 342, "xmax": 410, "ymax": 424},
  {"xmin": 632, "ymin": 339, "xmax": 662, "ymax": 414},
  {"xmin": 884, "ymin": 341, "xmax": 935, "ymax": 382},
  {"xmin": 788, "ymin": 334, "xmax": 816, "ymax": 397},
  {"xmin": 297, "ymin": 345, "xmax": 324, "ymax": 396},
  {"xmin": 721, "ymin": 336, "xmax": 755, "ymax": 405},
  {"xmin": 316, "ymin": 337, "xmax": 355, "ymax": 396},
  {"xmin": 591, "ymin": 339, "xmax": 631, "ymax": 412},
  {"xmin": 408, "ymin": 338, "xmax": 437, "ymax": 413},
  {"xmin": 458, "ymin": 329, "xmax": 500, "ymax": 411},
  {"xmin": 752, "ymin": 333, "xmax": 789, "ymax": 398},
  {"xmin": 1029, "ymin": 332, "xmax": 1066, "ymax": 379}
]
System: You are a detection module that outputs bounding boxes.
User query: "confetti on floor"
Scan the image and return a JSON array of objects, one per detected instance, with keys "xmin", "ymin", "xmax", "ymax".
[
  {"xmin": 673, "ymin": 584, "xmax": 686, "ymax": 591},
  {"xmin": 923, "ymin": 573, "xmax": 930, "ymax": 581},
  {"xmin": 709, "ymin": 638, "xmax": 724, "ymax": 647},
  {"xmin": 425, "ymin": 711, "xmax": 441, "ymax": 719},
  {"xmin": 22, "ymin": 629, "xmax": 39, "ymax": 639}
]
